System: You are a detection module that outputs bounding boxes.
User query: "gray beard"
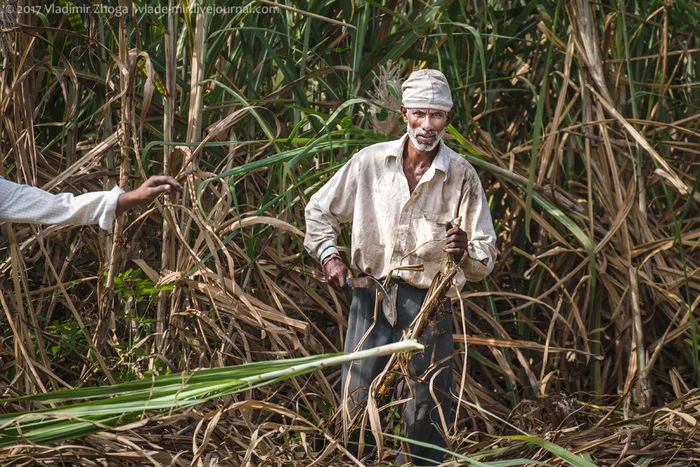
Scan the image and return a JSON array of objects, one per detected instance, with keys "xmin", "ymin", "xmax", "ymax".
[{"xmin": 407, "ymin": 124, "xmax": 444, "ymax": 152}]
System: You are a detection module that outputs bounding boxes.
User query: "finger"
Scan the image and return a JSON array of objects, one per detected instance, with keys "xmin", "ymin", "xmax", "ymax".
[
  {"xmin": 446, "ymin": 234, "xmax": 469, "ymax": 245},
  {"xmin": 157, "ymin": 177, "xmax": 182, "ymax": 191},
  {"xmin": 323, "ymin": 268, "xmax": 333, "ymax": 284},
  {"xmin": 446, "ymin": 234, "xmax": 467, "ymax": 244},
  {"xmin": 146, "ymin": 175, "xmax": 171, "ymax": 184},
  {"xmin": 165, "ymin": 177, "xmax": 184, "ymax": 191},
  {"xmin": 147, "ymin": 176, "xmax": 184, "ymax": 191},
  {"xmin": 446, "ymin": 239, "xmax": 469, "ymax": 249},
  {"xmin": 445, "ymin": 245, "xmax": 467, "ymax": 254},
  {"xmin": 327, "ymin": 275, "xmax": 338, "ymax": 290},
  {"xmin": 445, "ymin": 229, "xmax": 469, "ymax": 242},
  {"xmin": 144, "ymin": 184, "xmax": 172, "ymax": 199},
  {"xmin": 445, "ymin": 234, "xmax": 466, "ymax": 243}
]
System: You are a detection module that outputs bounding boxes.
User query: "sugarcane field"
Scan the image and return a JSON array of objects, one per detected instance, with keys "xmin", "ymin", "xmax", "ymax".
[{"xmin": 0, "ymin": 0, "xmax": 699, "ymax": 465}]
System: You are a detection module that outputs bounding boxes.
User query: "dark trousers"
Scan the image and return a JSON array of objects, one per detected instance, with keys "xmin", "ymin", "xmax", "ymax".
[{"xmin": 341, "ymin": 282, "xmax": 453, "ymax": 466}]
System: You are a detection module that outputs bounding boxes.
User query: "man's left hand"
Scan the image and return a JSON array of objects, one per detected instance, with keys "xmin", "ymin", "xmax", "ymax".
[{"xmin": 445, "ymin": 225, "xmax": 469, "ymax": 260}]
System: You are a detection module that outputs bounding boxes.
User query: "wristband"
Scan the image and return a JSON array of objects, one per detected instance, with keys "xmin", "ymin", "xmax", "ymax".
[
  {"xmin": 318, "ymin": 244, "xmax": 338, "ymax": 262},
  {"xmin": 322, "ymin": 253, "xmax": 341, "ymax": 266}
]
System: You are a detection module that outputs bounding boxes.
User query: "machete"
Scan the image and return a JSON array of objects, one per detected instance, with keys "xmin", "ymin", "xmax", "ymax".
[{"xmin": 345, "ymin": 275, "xmax": 397, "ymax": 326}]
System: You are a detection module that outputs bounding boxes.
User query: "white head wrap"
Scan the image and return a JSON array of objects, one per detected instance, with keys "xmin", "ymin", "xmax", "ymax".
[{"xmin": 401, "ymin": 69, "xmax": 453, "ymax": 111}]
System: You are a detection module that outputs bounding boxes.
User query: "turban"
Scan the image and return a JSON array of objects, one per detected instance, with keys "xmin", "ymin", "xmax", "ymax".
[{"xmin": 401, "ymin": 69, "xmax": 453, "ymax": 111}]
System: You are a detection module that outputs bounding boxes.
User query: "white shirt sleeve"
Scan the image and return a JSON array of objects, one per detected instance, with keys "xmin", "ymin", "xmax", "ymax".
[
  {"xmin": 458, "ymin": 168, "xmax": 497, "ymax": 281},
  {"xmin": 0, "ymin": 177, "xmax": 124, "ymax": 231},
  {"xmin": 304, "ymin": 155, "xmax": 360, "ymax": 264}
]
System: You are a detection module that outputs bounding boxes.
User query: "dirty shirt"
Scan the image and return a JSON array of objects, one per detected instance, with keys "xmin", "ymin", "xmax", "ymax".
[{"xmin": 304, "ymin": 134, "xmax": 497, "ymax": 290}]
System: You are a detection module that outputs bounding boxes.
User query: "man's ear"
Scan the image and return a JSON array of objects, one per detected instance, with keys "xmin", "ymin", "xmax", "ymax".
[
  {"xmin": 446, "ymin": 110, "xmax": 455, "ymax": 125},
  {"xmin": 400, "ymin": 105, "xmax": 408, "ymax": 123}
]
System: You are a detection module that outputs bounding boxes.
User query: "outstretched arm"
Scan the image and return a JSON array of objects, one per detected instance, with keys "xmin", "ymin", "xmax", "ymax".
[
  {"xmin": 0, "ymin": 175, "xmax": 183, "ymax": 230},
  {"xmin": 116, "ymin": 175, "xmax": 183, "ymax": 215}
]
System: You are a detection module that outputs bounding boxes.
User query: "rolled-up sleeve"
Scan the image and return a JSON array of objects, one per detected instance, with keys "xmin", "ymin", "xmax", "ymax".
[
  {"xmin": 458, "ymin": 169, "xmax": 497, "ymax": 281},
  {"xmin": 0, "ymin": 178, "xmax": 124, "ymax": 231},
  {"xmin": 304, "ymin": 156, "xmax": 360, "ymax": 264}
]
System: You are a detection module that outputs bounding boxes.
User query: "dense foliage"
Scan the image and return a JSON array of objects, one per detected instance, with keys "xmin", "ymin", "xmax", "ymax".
[{"xmin": 0, "ymin": 0, "xmax": 698, "ymax": 464}]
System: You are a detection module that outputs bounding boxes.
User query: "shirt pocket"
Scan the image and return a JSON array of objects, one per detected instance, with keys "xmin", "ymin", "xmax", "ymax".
[{"xmin": 414, "ymin": 211, "xmax": 450, "ymax": 261}]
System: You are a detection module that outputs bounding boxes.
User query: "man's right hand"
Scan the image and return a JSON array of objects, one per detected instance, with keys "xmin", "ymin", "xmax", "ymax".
[
  {"xmin": 323, "ymin": 257, "xmax": 351, "ymax": 291},
  {"xmin": 116, "ymin": 175, "xmax": 183, "ymax": 215}
]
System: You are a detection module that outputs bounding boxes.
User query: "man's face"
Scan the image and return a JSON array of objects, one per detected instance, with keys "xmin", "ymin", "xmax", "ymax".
[{"xmin": 401, "ymin": 107, "xmax": 453, "ymax": 153}]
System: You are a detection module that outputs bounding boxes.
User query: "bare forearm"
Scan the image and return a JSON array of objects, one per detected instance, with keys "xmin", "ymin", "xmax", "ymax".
[{"xmin": 115, "ymin": 191, "xmax": 139, "ymax": 215}]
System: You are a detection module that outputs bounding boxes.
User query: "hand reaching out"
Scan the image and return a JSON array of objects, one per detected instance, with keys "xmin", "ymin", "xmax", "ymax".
[{"xmin": 116, "ymin": 175, "xmax": 183, "ymax": 215}]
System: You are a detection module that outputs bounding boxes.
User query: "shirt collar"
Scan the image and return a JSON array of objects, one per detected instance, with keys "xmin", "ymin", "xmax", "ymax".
[{"xmin": 385, "ymin": 133, "xmax": 450, "ymax": 178}]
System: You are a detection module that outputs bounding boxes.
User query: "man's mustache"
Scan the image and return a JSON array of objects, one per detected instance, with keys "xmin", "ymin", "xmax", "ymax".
[{"xmin": 415, "ymin": 130, "xmax": 438, "ymax": 136}]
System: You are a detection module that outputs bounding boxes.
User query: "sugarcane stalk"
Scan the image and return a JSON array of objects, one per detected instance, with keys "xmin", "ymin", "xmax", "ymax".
[
  {"xmin": 373, "ymin": 219, "xmax": 491, "ymax": 407},
  {"xmin": 374, "ymin": 250, "xmax": 471, "ymax": 405},
  {"xmin": 0, "ymin": 341, "xmax": 424, "ymax": 448}
]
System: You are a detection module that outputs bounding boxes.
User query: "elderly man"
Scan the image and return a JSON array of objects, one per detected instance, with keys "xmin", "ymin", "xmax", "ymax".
[
  {"xmin": 305, "ymin": 69, "xmax": 496, "ymax": 465},
  {"xmin": 0, "ymin": 175, "xmax": 182, "ymax": 229}
]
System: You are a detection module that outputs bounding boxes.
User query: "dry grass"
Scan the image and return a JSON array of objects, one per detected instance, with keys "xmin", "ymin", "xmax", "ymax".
[{"xmin": 0, "ymin": 0, "xmax": 698, "ymax": 465}]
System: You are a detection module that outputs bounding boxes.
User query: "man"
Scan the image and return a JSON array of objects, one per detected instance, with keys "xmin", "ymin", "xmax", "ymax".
[
  {"xmin": 304, "ymin": 69, "xmax": 497, "ymax": 465},
  {"xmin": 0, "ymin": 175, "xmax": 182, "ymax": 229}
]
